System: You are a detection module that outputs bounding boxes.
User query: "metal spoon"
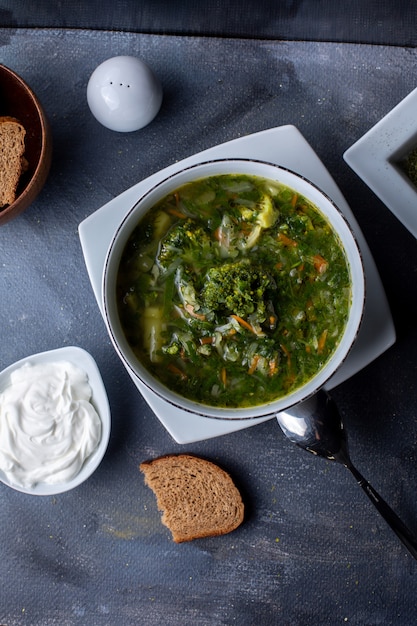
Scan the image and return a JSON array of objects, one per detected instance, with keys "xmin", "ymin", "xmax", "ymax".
[{"xmin": 276, "ymin": 389, "xmax": 417, "ymax": 559}]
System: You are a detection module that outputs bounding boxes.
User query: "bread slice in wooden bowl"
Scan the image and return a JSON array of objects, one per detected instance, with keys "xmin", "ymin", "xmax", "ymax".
[{"xmin": 0, "ymin": 116, "xmax": 26, "ymax": 207}]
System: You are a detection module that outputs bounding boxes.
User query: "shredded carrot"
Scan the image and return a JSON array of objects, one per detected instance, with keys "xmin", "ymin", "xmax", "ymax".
[
  {"xmin": 199, "ymin": 336, "xmax": 214, "ymax": 345},
  {"xmin": 317, "ymin": 329, "xmax": 328, "ymax": 354},
  {"xmin": 184, "ymin": 303, "xmax": 206, "ymax": 320},
  {"xmin": 214, "ymin": 226, "xmax": 229, "ymax": 247},
  {"xmin": 167, "ymin": 207, "xmax": 187, "ymax": 219},
  {"xmin": 221, "ymin": 367, "xmax": 227, "ymax": 386},
  {"xmin": 167, "ymin": 364, "xmax": 187, "ymax": 380},
  {"xmin": 313, "ymin": 254, "xmax": 328, "ymax": 274},
  {"xmin": 278, "ymin": 232, "xmax": 298, "ymax": 247},
  {"xmin": 269, "ymin": 359, "xmax": 278, "ymax": 376},
  {"xmin": 230, "ymin": 314, "xmax": 258, "ymax": 334},
  {"xmin": 291, "ymin": 193, "xmax": 298, "ymax": 207},
  {"xmin": 174, "ymin": 192, "xmax": 180, "ymax": 204},
  {"xmin": 248, "ymin": 355, "xmax": 260, "ymax": 375},
  {"xmin": 239, "ymin": 222, "xmax": 253, "ymax": 235},
  {"xmin": 280, "ymin": 343, "xmax": 291, "ymax": 363}
]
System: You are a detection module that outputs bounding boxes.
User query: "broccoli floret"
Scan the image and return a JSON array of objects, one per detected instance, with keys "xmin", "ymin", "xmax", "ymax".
[
  {"xmin": 200, "ymin": 259, "xmax": 274, "ymax": 319},
  {"xmin": 157, "ymin": 219, "xmax": 213, "ymax": 272}
]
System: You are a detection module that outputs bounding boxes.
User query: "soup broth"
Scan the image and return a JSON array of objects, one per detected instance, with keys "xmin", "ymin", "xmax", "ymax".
[{"xmin": 116, "ymin": 174, "xmax": 351, "ymax": 408}]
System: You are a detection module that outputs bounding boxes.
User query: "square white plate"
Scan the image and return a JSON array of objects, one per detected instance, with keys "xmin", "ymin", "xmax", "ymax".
[
  {"xmin": 79, "ymin": 125, "xmax": 395, "ymax": 443},
  {"xmin": 344, "ymin": 86, "xmax": 417, "ymax": 238}
]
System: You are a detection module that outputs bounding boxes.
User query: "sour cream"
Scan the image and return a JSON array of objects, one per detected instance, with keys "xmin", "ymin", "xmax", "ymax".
[{"xmin": 0, "ymin": 360, "xmax": 102, "ymax": 489}]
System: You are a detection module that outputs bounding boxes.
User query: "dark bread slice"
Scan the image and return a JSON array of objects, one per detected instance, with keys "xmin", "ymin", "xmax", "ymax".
[
  {"xmin": 0, "ymin": 116, "xmax": 26, "ymax": 207},
  {"xmin": 140, "ymin": 454, "xmax": 244, "ymax": 543}
]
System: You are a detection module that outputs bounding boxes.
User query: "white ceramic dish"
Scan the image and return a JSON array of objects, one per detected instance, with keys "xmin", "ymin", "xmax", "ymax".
[
  {"xmin": 0, "ymin": 346, "xmax": 111, "ymax": 496},
  {"xmin": 344, "ymin": 86, "xmax": 417, "ymax": 238},
  {"xmin": 79, "ymin": 125, "xmax": 395, "ymax": 443},
  {"xmin": 102, "ymin": 158, "xmax": 365, "ymax": 420}
]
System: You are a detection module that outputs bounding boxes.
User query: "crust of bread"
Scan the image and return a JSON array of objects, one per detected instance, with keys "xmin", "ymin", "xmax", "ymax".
[
  {"xmin": 140, "ymin": 454, "xmax": 244, "ymax": 543},
  {"xmin": 0, "ymin": 116, "xmax": 26, "ymax": 207}
]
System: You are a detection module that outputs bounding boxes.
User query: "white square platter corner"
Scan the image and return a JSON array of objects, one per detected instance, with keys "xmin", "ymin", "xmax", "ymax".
[
  {"xmin": 344, "ymin": 86, "xmax": 417, "ymax": 238},
  {"xmin": 79, "ymin": 125, "xmax": 395, "ymax": 444}
]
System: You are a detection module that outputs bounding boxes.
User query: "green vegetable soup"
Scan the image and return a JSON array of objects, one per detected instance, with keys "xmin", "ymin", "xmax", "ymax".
[{"xmin": 116, "ymin": 174, "xmax": 351, "ymax": 408}]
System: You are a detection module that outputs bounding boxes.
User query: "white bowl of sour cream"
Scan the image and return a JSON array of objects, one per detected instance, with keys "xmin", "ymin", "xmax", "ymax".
[{"xmin": 0, "ymin": 346, "xmax": 111, "ymax": 495}]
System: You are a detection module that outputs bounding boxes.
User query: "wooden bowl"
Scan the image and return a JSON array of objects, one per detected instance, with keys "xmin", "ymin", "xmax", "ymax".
[{"xmin": 0, "ymin": 64, "xmax": 52, "ymax": 225}]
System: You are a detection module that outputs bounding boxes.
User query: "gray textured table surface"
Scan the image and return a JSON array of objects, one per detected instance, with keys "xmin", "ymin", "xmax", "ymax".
[{"xmin": 1, "ymin": 28, "xmax": 417, "ymax": 626}]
